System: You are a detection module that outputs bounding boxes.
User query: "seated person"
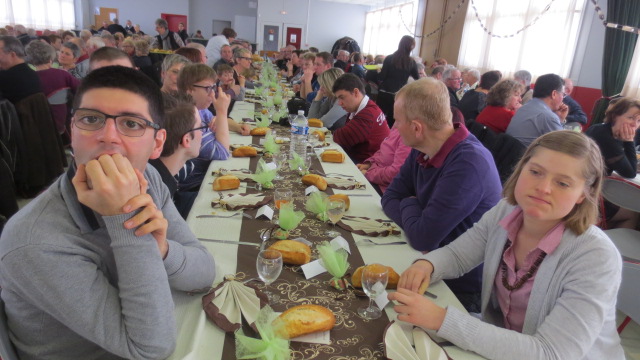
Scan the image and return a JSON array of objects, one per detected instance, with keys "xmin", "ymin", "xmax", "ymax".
[
  {"xmin": 389, "ymin": 131, "xmax": 624, "ymax": 360},
  {"xmin": 0, "ymin": 66, "xmax": 215, "ymax": 359},
  {"xmin": 458, "ymin": 70, "xmax": 502, "ymax": 120},
  {"xmin": 0, "ymin": 36, "xmax": 42, "ymax": 105},
  {"xmin": 514, "ymin": 69, "xmax": 533, "ymax": 104},
  {"xmin": 586, "ymin": 97, "xmax": 640, "ymax": 229},
  {"xmin": 217, "ymin": 64, "xmax": 245, "ymax": 101},
  {"xmin": 56, "ymin": 41, "xmax": 84, "ymax": 79},
  {"xmin": 283, "ymin": 49, "xmax": 303, "ymax": 81},
  {"xmin": 174, "ymin": 47, "xmax": 203, "ymax": 64},
  {"xmin": 563, "ymin": 78, "xmax": 588, "ymax": 126},
  {"xmin": 293, "ymin": 52, "xmax": 316, "ymax": 94},
  {"xmin": 186, "ymin": 42, "xmax": 208, "ymax": 64},
  {"xmin": 349, "ymin": 52, "xmax": 366, "ymax": 79},
  {"xmin": 332, "ymin": 73, "xmax": 390, "ymax": 163},
  {"xmin": 232, "ymin": 48, "xmax": 254, "ymax": 89},
  {"xmin": 302, "ymin": 51, "xmax": 332, "ymax": 102},
  {"xmin": 132, "ymin": 39, "xmax": 152, "ymax": 68},
  {"xmin": 150, "ymin": 97, "xmax": 203, "ymax": 218},
  {"xmin": 308, "ymin": 68, "xmax": 348, "ymax": 130},
  {"xmin": 176, "ymin": 63, "xmax": 231, "ymax": 191},
  {"xmin": 476, "ymin": 79, "xmax": 525, "ymax": 133},
  {"xmin": 381, "ymin": 78, "xmax": 502, "ymax": 312},
  {"xmin": 88, "ymin": 46, "xmax": 135, "ymax": 71},
  {"xmin": 160, "ymin": 54, "xmax": 192, "ymax": 94},
  {"xmin": 506, "ymin": 73, "xmax": 568, "ymax": 147},
  {"xmin": 213, "ymin": 44, "xmax": 234, "ymax": 70},
  {"xmin": 333, "ymin": 50, "xmax": 349, "ymax": 71},
  {"xmin": 441, "ymin": 67, "xmax": 462, "ymax": 108},
  {"xmin": 357, "ymin": 126, "xmax": 411, "ymax": 194},
  {"xmin": 456, "ymin": 68, "xmax": 480, "ymax": 99}
]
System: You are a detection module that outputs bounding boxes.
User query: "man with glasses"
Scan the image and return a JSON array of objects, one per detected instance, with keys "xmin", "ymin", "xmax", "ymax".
[
  {"xmin": 206, "ymin": 27, "xmax": 236, "ymax": 67},
  {"xmin": 0, "ymin": 66, "xmax": 215, "ymax": 359},
  {"xmin": 506, "ymin": 73, "xmax": 568, "ymax": 147},
  {"xmin": 442, "ymin": 67, "xmax": 462, "ymax": 109}
]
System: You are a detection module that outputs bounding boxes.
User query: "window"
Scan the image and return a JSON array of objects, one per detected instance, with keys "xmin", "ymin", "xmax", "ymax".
[
  {"xmin": 458, "ymin": 0, "xmax": 586, "ymax": 78},
  {"xmin": 363, "ymin": 1, "xmax": 418, "ymax": 56},
  {"xmin": 622, "ymin": 38, "xmax": 640, "ymax": 99},
  {"xmin": 1, "ymin": 0, "xmax": 75, "ymax": 30}
]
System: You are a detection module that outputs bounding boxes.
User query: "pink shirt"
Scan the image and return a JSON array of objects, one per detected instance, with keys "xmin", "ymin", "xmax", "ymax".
[
  {"xmin": 494, "ymin": 207, "xmax": 564, "ymax": 332},
  {"xmin": 363, "ymin": 128, "xmax": 412, "ymax": 192}
]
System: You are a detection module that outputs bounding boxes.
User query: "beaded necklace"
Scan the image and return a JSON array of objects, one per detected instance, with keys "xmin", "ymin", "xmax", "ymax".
[{"xmin": 500, "ymin": 241, "xmax": 547, "ymax": 291}]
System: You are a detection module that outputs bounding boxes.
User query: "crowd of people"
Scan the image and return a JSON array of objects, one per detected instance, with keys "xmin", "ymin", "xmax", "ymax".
[{"xmin": 0, "ymin": 20, "xmax": 634, "ymax": 360}]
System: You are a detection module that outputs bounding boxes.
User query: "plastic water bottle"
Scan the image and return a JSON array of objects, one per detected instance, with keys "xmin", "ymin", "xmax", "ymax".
[{"xmin": 290, "ymin": 110, "xmax": 309, "ymax": 159}]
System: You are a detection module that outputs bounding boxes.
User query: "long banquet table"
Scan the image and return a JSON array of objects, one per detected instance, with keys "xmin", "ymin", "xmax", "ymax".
[{"xmin": 168, "ymin": 100, "xmax": 486, "ymax": 360}]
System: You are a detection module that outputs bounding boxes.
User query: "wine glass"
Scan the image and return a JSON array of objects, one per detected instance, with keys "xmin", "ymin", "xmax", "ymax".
[
  {"xmin": 274, "ymin": 188, "xmax": 292, "ymax": 210},
  {"xmin": 325, "ymin": 199, "xmax": 345, "ymax": 237},
  {"xmin": 357, "ymin": 264, "xmax": 389, "ymax": 320},
  {"xmin": 256, "ymin": 250, "xmax": 283, "ymax": 304},
  {"xmin": 273, "ymin": 152, "xmax": 287, "ymax": 180}
]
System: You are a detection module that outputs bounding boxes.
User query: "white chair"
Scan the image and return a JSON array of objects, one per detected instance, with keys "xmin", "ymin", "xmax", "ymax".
[
  {"xmin": 601, "ymin": 177, "xmax": 640, "ymax": 333},
  {"xmin": 0, "ymin": 289, "xmax": 19, "ymax": 360}
]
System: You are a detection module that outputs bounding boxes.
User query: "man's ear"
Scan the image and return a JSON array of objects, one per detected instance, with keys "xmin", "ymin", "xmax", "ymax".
[
  {"xmin": 149, "ymin": 129, "xmax": 166, "ymax": 160},
  {"xmin": 181, "ymin": 133, "xmax": 192, "ymax": 148}
]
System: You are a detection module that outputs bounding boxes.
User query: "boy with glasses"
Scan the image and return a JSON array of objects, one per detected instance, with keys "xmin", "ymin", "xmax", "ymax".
[{"xmin": 0, "ymin": 66, "xmax": 215, "ymax": 359}]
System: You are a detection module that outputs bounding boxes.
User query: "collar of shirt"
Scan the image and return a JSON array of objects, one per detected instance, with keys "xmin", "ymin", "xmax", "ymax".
[
  {"xmin": 349, "ymin": 95, "xmax": 370, "ymax": 120},
  {"xmin": 416, "ymin": 121, "xmax": 469, "ymax": 168},
  {"xmin": 498, "ymin": 206, "xmax": 565, "ymax": 255}
]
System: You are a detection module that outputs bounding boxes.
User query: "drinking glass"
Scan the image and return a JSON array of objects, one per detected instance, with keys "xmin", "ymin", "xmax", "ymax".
[
  {"xmin": 325, "ymin": 199, "xmax": 345, "ymax": 237},
  {"xmin": 256, "ymin": 250, "xmax": 283, "ymax": 304},
  {"xmin": 274, "ymin": 188, "xmax": 292, "ymax": 209},
  {"xmin": 357, "ymin": 264, "xmax": 389, "ymax": 320},
  {"xmin": 309, "ymin": 132, "xmax": 322, "ymax": 148},
  {"xmin": 273, "ymin": 152, "xmax": 287, "ymax": 180}
]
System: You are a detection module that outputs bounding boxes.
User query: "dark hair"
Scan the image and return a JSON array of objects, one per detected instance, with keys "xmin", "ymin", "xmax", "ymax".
[
  {"xmin": 392, "ymin": 35, "xmax": 415, "ymax": 71},
  {"xmin": 73, "ymin": 66, "xmax": 165, "ymax": 129},
  {"xmin": 532, "ymin": 73, "xmax": 564, "ymax": 99},
  {"xmin": 431, "ymin": 65, "xmax": 444, "ymax": 77},
  {"xmin": 177, "ymin": 63, "xmax": 217, "ymax": 92},
  {"xmin": 48, "ymin": 34, "xmax": 61, "ymax": 43},
  {"xmin": 89, "ymin": 47, "xmax": 134, "ymax": 68},
  {"xmin": 604, "ymin": 97, "xmax": 640, "ymax": 124},
  {"xmin": 0, "ymin": 35, "xmax": 26, "ymax": 58},
  {"xmin": 161, "ymin": 103, "xmax": 198, "ymax": 157},
  {"xmin": 216, "ymin": 64, "xmax": 234, "ymax": 74},
  {"xmin": 308, "ymin": 47, "xmax": 319, "ymax": 53},
  {"xmin": 174, "ymin": 47, "xmax": 202, "ymax": 63},
  {"xmin": 315, "ymin": 52, "xmax": 333, "ymax": 67},
  {"xmin": 292, "ymin": 49, "xmax": 305, "ymax": 57},
  {"xmin": 352, "ymin": 52, "xmax": 362, "ymax": 63},
  {"xmin": 61, "ymin": 30, "xmax": 75, "ymax": 39},
  {"xmin": 332, "ymin": 73, "xmax": 365, "ymax": 94},
  {"xmin": 221, "ymin": 28, "xmax": 237, "ymax": 39},
  {"xmin": 479, "ymin": 70, "xmax": 502, "ymax": 90},
  {"xmin": 38, "ymin": 35, "xmax": 51, "ymax": 44}
]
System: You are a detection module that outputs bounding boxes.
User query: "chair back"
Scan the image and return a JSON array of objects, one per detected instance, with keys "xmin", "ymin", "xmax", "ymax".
[
  {"xmin": 602, "ymin": 177, "xmax": 640, "ymax": 212},
  {"xmin": 0, "ymin": 289, "xmax": 19, "ymax": 360}
]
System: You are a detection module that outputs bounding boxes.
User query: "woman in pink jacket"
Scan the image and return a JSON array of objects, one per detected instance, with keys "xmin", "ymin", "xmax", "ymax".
[{"xmin": 357, "ymin": 127, "xmax": 412, "ymax": 194}]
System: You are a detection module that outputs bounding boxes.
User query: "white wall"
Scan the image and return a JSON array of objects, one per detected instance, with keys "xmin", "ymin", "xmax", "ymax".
[
  {"xmin": 188, "ymin": 0, "xmax": 257, "ymax": 41},
  {"xmin": 570, "ymin": 0, "xmax": 606, "ymax": 88},
  {"xmin": 84, "ymin": 0, "xmax": 188, "ymax": 34}
]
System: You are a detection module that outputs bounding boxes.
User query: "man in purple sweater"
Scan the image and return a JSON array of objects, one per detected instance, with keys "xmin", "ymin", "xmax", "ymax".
[{"xmin": 382, "ymin": 78, "xmax": 502, "ymax": 312}]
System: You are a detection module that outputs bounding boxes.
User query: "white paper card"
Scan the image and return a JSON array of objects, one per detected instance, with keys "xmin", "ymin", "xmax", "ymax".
[
  {"xmin": 258, "ymin": 138, "xmax": 266, "ymax": 145},
  {"xmin": 375, "ymin": 289, "xmax": 390, "ymax": 309},
  {"xmin": 291, "ymin": 330, "xmax": 331, "ymax": 344},
  {"xmin": 301, "ymin": 260, "xmax": 327, "ymax": 279},
  {"xmin": 255, "ymin": 205, "xmax": 274, "ymax": 220},
  {"xmin": 292, "ymin": 237, "xmax": 312, "ymax": 246},
  {"xmin": 330, "ymin": 236, "xmax": 351, "ymax": 254},
  {"xmin": 276, "ymin": 136, "xmax": 290, "ymax": 142},
  {"xmin": 305, "ymin": 185, "xmax": 319, "ymax": 195}
]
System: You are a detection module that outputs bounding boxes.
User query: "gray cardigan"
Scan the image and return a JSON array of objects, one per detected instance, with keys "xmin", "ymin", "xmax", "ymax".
[
  {"xmin": 0, "ymin": 165, "xmax": 216, "ymax": 359},
  {"xmin": 422, "ymin": 200, "xmax": 624, "ymax": 360},
  {"xmin": 308, "ymin": 96, "xmax": 348, "ymax": 130}
]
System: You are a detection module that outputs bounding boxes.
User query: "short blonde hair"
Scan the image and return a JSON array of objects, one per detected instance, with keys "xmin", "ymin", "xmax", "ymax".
[
  {"xmin": 133, "ymin": 39, "xmax": 149, "ymax": 56},
  {"xmin": 395, "ymin": 78, "xmax": 451, "ymax": 130},
  {"xmin": 502, "ymin": 131, "xmax": 604, "ymax": 235},
  {"xmin": 318, "ymin": 68, "xmax": 344, "ymax": 98}
]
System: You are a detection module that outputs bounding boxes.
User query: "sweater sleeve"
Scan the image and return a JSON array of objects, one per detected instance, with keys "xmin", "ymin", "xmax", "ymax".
[
  {"xmin": 319, "ymin": 100, "xmax": 348, "ymax": 129},
  {"xmin": 365, "ymin": 136, "xmax": 411, "ymax": 189},
  {"xmin": 333, "ymin": 115, "xmax": 370, "ymax": 152},
  {"xmin": 607, "ymin": 141, "xmax": 637, "ymax": 178},
  {"xmin": 564, "ymin": 96, "xmax": 588, "ymax": 125}
]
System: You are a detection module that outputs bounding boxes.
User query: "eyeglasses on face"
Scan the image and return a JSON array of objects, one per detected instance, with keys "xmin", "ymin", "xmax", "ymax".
[
  {"xmin": 192, "ymin": 84, "xmax": 217, "ymax": 94},
  {"xmin": 182, "ymin": 124, "xmax": 208, "ymax": 138},
  {"xmin": 239, "ymin": 57, "xmax": 252, "ymax": 61},
  {"xmin": 72, "ymin": 108, "xmax": 159, "ymax": 137}
]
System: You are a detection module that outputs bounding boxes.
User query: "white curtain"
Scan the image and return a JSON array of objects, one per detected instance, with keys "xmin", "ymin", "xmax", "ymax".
[
  {"xmin": 1, "ymin": 0, "xmax": 75, "ymax": 30},
  {"xmin": 363, "ymin": 1, "xmax": 417, "ymax": 57},
  {"xmin": 457, "ymin": 0, "xmax": 586, "ymax": 79},
  {"xmin": 622, "ymin": 38, "xmax": 640, "ymax": 99}
]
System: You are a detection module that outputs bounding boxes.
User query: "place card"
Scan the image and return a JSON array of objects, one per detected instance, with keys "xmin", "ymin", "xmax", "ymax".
[
  {"xmin": 255, "ymin": 205, "xmax": 274, "ymax": 220},
  {"xmin": 292, "ymin": 237, "xmax": 312, "ymax": 246},
  {"xmin": 259, "ymin": 138, "xmax": 266, "ymax": 145},
  {"xmin": 301, "ymin": 260, "xmax": 327, "ymax": 279},
  {"xmin": 373, "ymin": 283, "xmax": 390, "ymax": 309},
  {"xmin": 264, "ymin": 162, "xmax": 277, "ymax": 171},
  {"xmin": 305, "ymin": 185, "xmax": 319, "ymax": 195},
  {"xmin": 291, "ymin": 330, "xmax": 331, "ymax": 345},
  {"xmin": 330, "ymin": 236, "xmax": 351, "ymax": 254}
]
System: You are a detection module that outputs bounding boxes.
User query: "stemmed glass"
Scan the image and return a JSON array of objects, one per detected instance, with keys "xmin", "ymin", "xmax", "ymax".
[
  {"xmin": 357, "ymin": 264, "xmax": 389, "ymax": 320},
  {"xmin": 325, "ymin": 199, "xmax": 345, "ymax": 237},
  {"xmin": 273, "ymin": 152, "xmax": 287, "ymax": 180},
  {"xmin": 256, "ymin": 250, "xmax": 283, "ymax": 304}
]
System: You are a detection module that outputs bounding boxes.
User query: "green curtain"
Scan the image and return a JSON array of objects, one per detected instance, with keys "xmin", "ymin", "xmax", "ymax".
[{"xmin": 591, "ymin": 0, "xmax": 640, "ymax": 126}]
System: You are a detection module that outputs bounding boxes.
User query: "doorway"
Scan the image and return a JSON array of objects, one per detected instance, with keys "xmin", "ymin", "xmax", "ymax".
[
  {"xmin": 212, "ymin": 20, "xmax": 232, "ymax": 38},
  {"xmin": 161, "ymin": 13, "xmax": 187, "ymax": 33}
]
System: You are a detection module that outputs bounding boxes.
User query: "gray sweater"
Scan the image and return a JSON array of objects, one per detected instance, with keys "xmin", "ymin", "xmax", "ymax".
[
  {"xmin": 422, "ymin": 200, "xmax": 624, "ymax": 360},
  {"xmin": 0, "ymin": 165, "xmax": 216, "ymax": 359},
  {"xmin": 308, "ymin": 97, "xmax": 348, "ymax": 131}
]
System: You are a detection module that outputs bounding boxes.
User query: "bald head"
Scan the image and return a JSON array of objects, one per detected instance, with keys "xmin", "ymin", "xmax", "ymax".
[{"xmin": 564, "ymin": 78, "xmax": 574, "ymax": 96}]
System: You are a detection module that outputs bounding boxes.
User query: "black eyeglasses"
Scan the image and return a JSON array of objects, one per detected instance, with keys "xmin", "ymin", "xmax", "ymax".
[
  {"xmin": 72, "ymin": 108, "xmax": 159, "ymax": 137},
  {"xmin": 182, "ymin": 124, "xmax": 208, "ymax": 138},
  {"xmin": 192, "ymin": 84, "xmax": 217, "ymax": 95}
]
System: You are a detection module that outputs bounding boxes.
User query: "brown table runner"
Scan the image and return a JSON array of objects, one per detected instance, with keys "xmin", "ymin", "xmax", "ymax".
[{"xmin": 218, "ymin": 124, "xmax": 389, "ymax": 359}]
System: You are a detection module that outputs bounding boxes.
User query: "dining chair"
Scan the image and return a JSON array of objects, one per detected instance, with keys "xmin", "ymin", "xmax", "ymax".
[
  {"xmin": 0, "ymin": 289, "xmax": 19, "ymax": 360},
  {"xmin": 601, "ymin": 177, "xmax": 640, "ymax": 333}
]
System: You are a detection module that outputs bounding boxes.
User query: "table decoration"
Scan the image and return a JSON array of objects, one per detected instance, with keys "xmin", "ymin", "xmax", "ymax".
[
  {"xmin": 317, "ymin": 241, "xmax": 350, "ymax": 290},
  {"xmin": 273, "ymin": 202, "xmax": 305, "ymax": 239},
  {"xmin": 235, "ymin": 306, "xmax": 291, "ymax": 360},
  {"xmin": 383, "ymin": 321, "xmax": 451, "ymax": 360},
  {"xmin": 254, "ymin": 158, "xmax": 277, "ymax": 189},
  {"xmin": 202, "ymin": 275, "xmax": 268, "ymax": 332},
  {"xmin": 325, "ymin": 176, "xmax": 366, "ymax": 190},
  {"xmin": 304, "ymin": 192, "xmax": 330, "ymax": 222},
  {"xmin": 290, "ymin": 152, "xmax": 310, "ymax": 175},
  {"xmin": 211, "ymin": 193, "xmax": 273, "ymax": 211},
  {"xmin": 212, "ymin": 168, "xmax": 255, "ymax": 182},
  {"xmin": 337, "ymin": 215, "xmax": 402, "ymax": 237}
]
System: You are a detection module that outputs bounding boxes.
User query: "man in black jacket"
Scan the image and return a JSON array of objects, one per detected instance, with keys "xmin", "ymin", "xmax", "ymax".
[{"xmin": 152, "ymin": 18, "xmax": 184, "ymax": 50}]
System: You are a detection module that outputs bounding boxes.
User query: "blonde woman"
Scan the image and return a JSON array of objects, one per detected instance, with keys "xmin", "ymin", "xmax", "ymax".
[
  {"xmin": 308, "ymin": 67, "xmax": 348, "ymax": 130},
  {"xmin": 132, "ymin": 39, "xmax": 151, "ymax": 68}
]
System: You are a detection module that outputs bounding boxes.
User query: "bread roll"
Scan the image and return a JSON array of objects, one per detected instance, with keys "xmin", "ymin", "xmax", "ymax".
[
  {"xmin": 232, "ymin": 146, "xmax": 258, "ymax": 157},
  {"xmin": 312, "ymin": 130, "xmax": 325, "ymax": 142},
  {"xmin": 308, "ymin": 118, "xmax": 323, "ymax": 128},
  {"xmin": 250, "ymin": 127, "xmax": 269, "ymax": 136},
  {"xmin": 212, "ymin": 175, "xmax": 240, "ymax": 191},
  {"xmin": 351, "ymin": 265, "xmax": 400, "ymax": 289},
  {"xmin": 301, "ymin": 174, "xmax": 327, "ymax": 191},
  {"xmin": 328, "ymin": 194, "xmax": 350, "ymax": 210},
  {"xmin": 273, "ymin": 304, "xmax": 336, "ymax": 339},
  {"xmin": 268, "ymin": 240, "xmax": 311, "ymax": 265},
  {"xmin": 321, "ymin": 150, "xmax": 345, "ymax": 163}
]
